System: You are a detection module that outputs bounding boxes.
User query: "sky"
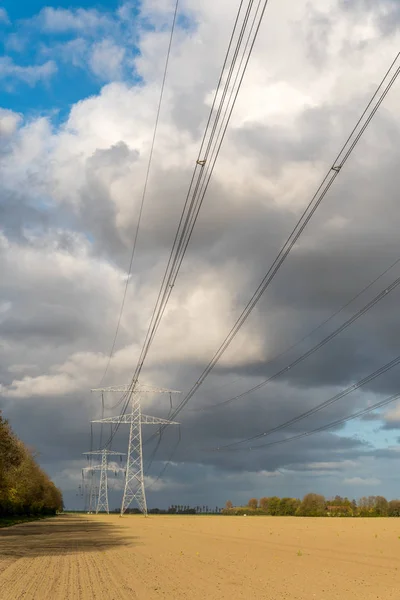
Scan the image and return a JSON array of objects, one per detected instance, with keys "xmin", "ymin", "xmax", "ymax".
[{"xmin": 1, "ymin": 0, "xmax": 400, "ymax": 511}]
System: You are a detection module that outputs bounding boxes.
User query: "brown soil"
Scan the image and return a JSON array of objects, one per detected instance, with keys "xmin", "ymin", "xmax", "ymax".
[{"xmin": 0, "ymin": 513, "xmax": 399, "ymax": 599}]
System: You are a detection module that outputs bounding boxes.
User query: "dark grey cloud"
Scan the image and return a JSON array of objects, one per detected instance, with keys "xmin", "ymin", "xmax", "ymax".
[{"xmin": 340, "ymin": 0, "xmax": 400, "ymax": 36}]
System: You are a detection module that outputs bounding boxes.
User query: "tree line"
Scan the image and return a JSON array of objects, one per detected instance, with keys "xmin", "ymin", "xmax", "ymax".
[
  {"xmin": 223, "ymin": 494, "xmax": 400, "ymax": 517},
  {"xmin": 121, "ymin": 505, "xmax": 222, "ymax": 515},
  {"xmin": 0, "ymin": 413, "xmax": 63, "ymax": 518}
]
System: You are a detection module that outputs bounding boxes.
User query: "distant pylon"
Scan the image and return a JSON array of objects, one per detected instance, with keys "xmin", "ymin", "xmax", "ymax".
[
  {"xmin": 91, "ymin": 383, "xmax": 180, "ymax": 516},
  {"xmin": 83, "ymin": 449, "xmax": 125, "ymax": 514},
  {"xmin": 84, "ymin": 465, "xmax": 97, "ymax": 513}
]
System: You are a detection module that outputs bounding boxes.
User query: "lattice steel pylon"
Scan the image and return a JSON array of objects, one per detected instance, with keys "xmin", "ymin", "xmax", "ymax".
[
  {"xmin": 83, "ymin": 449, "xmax": 125, "ymax": 514},
  {"xmin": 83, "ymin": 469, "xmax": 98, "ymax": 514},
  {"xmin": 91, "ymin": 383, "xmax": 180, "ymax": 516}
]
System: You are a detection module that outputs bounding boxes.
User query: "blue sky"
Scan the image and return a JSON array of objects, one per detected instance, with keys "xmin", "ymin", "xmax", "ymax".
[
  {"xmin": 0, "ymin": 1, "xmax": 141, "ymax": 122},
  {"xmin": 1, "ymin": 0, "xmax": 121, "ymax": 19}
]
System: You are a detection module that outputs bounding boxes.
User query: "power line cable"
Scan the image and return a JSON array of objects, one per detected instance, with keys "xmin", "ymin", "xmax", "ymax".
[
  {"xmin": 99, "ymin": 392, "xmax": 104, "ymax": 448},
  {"xmin": 195, "ymin": 269, "xmax": 400, "ymax": 412},
  {"xmin": 139, "ymin": 52, "xmax": 400, "ymax": 485},
  {"xmin": 102, "ymin": 0, "xmax": 270, "ymax": 449},
  {"xmin": 145, "ymin": 425, "xmax": 182, "ymax": 489},
  {"xmin": 134, "ymin": 0, "xmax": 271, "ymax": 471},
  {"xmin": 136, "ymin": 50, "xmax": 400, "ymax": 486},
  {"xmin": 212, "ymin": 390, "xmax": 400, "ymax": 452},
  {"xmin": 129, "ymin": 0, "xmax": 269, "ymax": 389},
  {"xmin": 147, "ymin": 266, "xmax": 400, "ymax": 470},
  {"xmin": 162, "ymin": 52, "xmax": 400, "ymax": 425},
  {"xmin": 215, "ymin": 352, "xmax": 400, "ymax": 449},
  {"xmin": 193, "ymin": 254, "xmax": 400, "ymax": 402},
  {"xmin": 97, "ymin": 0, "xmax": 181, "ymax": 387}
]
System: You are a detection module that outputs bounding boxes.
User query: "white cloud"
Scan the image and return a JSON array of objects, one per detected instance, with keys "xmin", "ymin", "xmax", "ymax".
[
  {"xmin": 304, "ymin": 461, "xmax": 358, "ymax": 471},
  {"xmin": 89, "ymin": 39, "xmax": 126, "ymax": 80},
  {"xmin": 40, "ymin": 7, "xmax": 111, "ymax": 33},
  {"xmin": 0, "ymin": 8, "xmax": 9, "ymax": 24},
  {"xmin": 0, "ymin": 108, "xmax": 22, "ymax": 137},
  {"xmin": 383, "ymin": 400, "xmax": 400, "ymax": 423},
  {"xmin": 60, "ymin": 38, "xmax": 88, "ymax": 69},
  {"xmin": 0, "ymin": 57, "xmax": 57, "ymax": 86},
  {"xmin": 5, "ymin": 33, "xmax": 26, "ymax": 53}
]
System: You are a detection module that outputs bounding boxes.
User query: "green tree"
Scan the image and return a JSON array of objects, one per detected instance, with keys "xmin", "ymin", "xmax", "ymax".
[
  {"xmin": 267, "ymin": 496, "xmax": 280, "ymax": 515},
  {"xmin": 297, "ymin": 493, "xmax": 326, "ymax": 517},
  {"xmin": 388, "ymin": 500, "xmax": 400, "ymax": 516},
  {"xmin": 279, "ymin": 497, "xmax": 300, "ymax": 516},
  {"xmin": 358, "ymin": 496, "xmax": 388, "ymax": 517},
  {"xmin": 375, "ymin": 496, "xmax": 389, "ymax": 517},
  {"xmin": 359, "ymin": 496, "xmax": 375, "ymax": 516},
  {"xmin": 0, "ymin": 412, "xmax": 63, "ymax": 517}
]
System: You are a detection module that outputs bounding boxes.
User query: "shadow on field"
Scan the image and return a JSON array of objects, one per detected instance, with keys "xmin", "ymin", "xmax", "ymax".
[{"xmin": 0, "ymin": 514, "xmax": 137, "ymax": 558}]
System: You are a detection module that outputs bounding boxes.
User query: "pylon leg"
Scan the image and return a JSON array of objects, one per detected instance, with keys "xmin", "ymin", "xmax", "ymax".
[
  {"xmin": 96, "ymin": 451, "xmax": 109, "ymax": 514},
  {"xmin": 121, "ymin": 398, "xmax": 148, "ymax": 516}
]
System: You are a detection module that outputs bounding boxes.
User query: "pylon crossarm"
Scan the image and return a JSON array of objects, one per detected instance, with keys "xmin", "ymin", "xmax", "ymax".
[
  {"xmin": 141, "ymin": 414, "xmax": 180, "ymax": 425},
  {"xmin": 92, "ymin": 415, "xmax": 130, "ymax": 423},
  {"xmin": 91, "ymin": 384, "xmax": 181, "ymax": 394},
  {"xmin": 83, "ymin": 450, "xmax": 125, "ymax": 456},
  {"xmin": 83, "ymin": 465, "xmax": 124, "ymax": 472}
]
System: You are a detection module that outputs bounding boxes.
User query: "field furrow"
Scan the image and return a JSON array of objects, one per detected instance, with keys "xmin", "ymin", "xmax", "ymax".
[{"xmin": 1, "ymin": 514, "xmax": 400, "ymax": 599}]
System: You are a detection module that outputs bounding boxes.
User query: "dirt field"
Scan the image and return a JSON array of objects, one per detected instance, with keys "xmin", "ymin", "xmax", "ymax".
[{"xmin": 1, "ymin": 514, "xmax": 400, "ymax": 599}]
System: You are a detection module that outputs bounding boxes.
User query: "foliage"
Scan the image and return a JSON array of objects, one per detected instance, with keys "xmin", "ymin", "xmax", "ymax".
[
  {"xmin": 388, "ymin": 500, "xmax": 400, "ymax": 517},
  {"xmin": 279, "ymin": 497, "xmax": 300, "ymax": 516},
  {"xmin": 267, "ymin": 496, "xmax": 281, "ymax": 515},
  {"xmin": 359, "ymin": 496, "xmax": 390, "ymax": 517},
  {"xmin": 223, "ymin": 493, "xmax": 400, "ymax": 517},
  {"xmin": 222, "ymin": 497, "xmax": 299, "ymax": 516},
  {"xmin": 297, "ymin": 493, "xmax": 326, "ymax": 517},
  {"xmin": 221, "ymin": 506, "xmax": 260, "ymax": 516},
  {"xmin": 326, "ymin": 495, "xmax": 356, "ymax": 516},
  {"xmin": 0, "ymin": 412, "xmax": 63, "ymax": 518}
]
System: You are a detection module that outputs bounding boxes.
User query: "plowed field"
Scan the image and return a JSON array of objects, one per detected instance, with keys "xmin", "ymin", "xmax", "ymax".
[{"xmin": 1, "ymin": 514, "xmax": 399, "ymax": 599}]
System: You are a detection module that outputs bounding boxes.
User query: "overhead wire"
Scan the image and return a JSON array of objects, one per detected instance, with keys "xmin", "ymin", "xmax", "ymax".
[
  {"xmin": 160, "ymin": 52, "xmax": 400, "ymax": 425},
  {"xmin": 214, "ymin": 352, "xmax": 400, "ymax": 450},
  {"xmin": 194, "ymin": 268, "xmax": 400, "ymax": 412},
  {"xmin": 83, "ymin": 423, "xmax": 94, "ymax": 512},
  {"xmin": 147, "ymin": 259, "xmax": 400, "ymax": 471},
  {"xmin": 97, "ymin": 0, "xmax": 181, "ymax": 387},
  {"xmin": 145, "ymin": 425, "xmax": 182, "ymax": 490},
  {"xmin": 143, "ymin": 51, "xmax": 400, "ymax": 481},
  {"xmin": 102, "ymin": 0, "xmax": 271, "ymax": 450},
  {"xmin": 137, "ymin": 0, "xmax": 271, "ymax": 474},
  {"xmin": 129, "ymin": 0, "xmax": 269, "ymax": 390},
  {"xmin": 99, "ymin": 392, "xmax": 104, "ymax": 448},
  {"xmin": 191, "ymin": 253, "xmax": 400, "ymax": 403},
  {"xmin": 144, "ymin": 393, "xmax": 177, "ymax": 476},
  {"xmin": 212, "ymin": 391, "xmax": 400, "ymax": 452}
]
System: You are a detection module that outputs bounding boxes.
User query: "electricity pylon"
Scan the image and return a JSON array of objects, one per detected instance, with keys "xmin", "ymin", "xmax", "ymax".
[
  {"xmin": 91, "ymin": 383, "xmax": 180, "ymax": 516},
  {"xmin": 82, "ymin": 461, "xmax": 97, "ymax": 513},
  {"xmin": 82, "ymin": 469, "xmax": 98, "ymax": 514},
  {"xmin": 83, "ymin": 449, "xmax": 125, "ymax": 514}
]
